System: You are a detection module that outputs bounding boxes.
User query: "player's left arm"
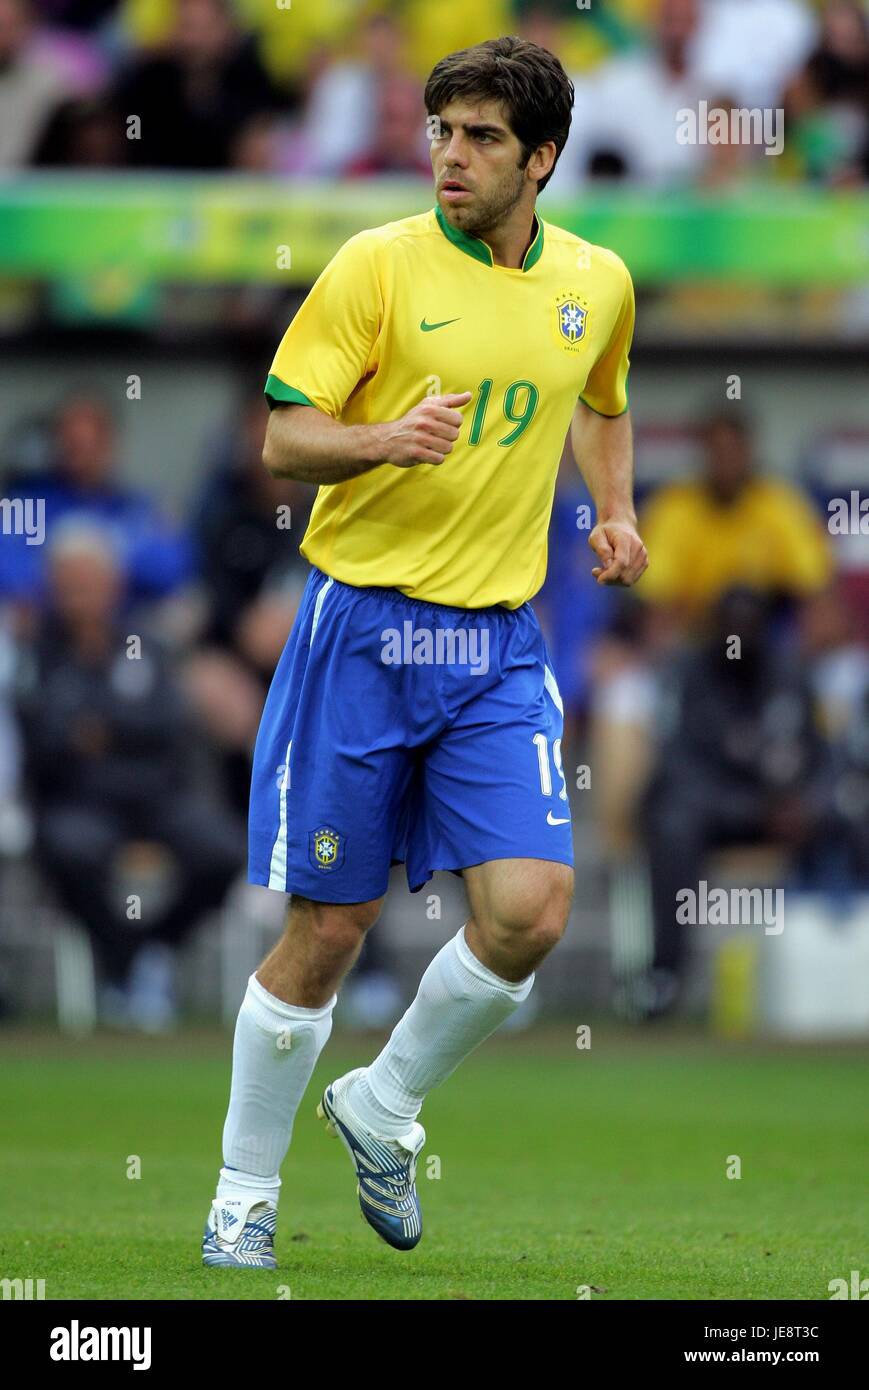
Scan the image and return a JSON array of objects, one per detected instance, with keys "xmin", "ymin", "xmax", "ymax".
[
  {"xmin": 571, "ymin": 259, "xmax": 647, "ymax": 587},
  {"xmin": 570, "ymin": 402, "xmax": 648, "ymax": 586}
]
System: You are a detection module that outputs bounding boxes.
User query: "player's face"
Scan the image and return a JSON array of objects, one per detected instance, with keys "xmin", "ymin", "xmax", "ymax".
[{"xmin": 429, "ymin": 97, "xmax": 532, "ymax": 238}]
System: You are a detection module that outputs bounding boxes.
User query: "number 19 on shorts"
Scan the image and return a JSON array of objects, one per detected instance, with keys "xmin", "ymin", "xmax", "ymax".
[{"xmin": 533, "ymin": 733, "xmax": 568, "ymax": 802}]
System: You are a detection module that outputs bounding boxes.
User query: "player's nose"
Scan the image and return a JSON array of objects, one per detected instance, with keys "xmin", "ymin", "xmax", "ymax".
[{"xmin": 443, "ymin": 138, "xmax": 469, "ymax": 167}]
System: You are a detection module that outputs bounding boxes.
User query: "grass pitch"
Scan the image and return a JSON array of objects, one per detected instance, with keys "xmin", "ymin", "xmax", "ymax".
[{"xmin": 1, "ymin": 1025, "xmax": 865, "ymax": 1301}]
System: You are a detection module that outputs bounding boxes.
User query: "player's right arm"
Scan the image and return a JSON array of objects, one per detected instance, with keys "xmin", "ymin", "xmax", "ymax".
[
  {"xmin": 261, "ymin": 228, "xmax": 469, "ymax": 484},
  {"xmin": 262, "ymin": 391, "xmax": 471, "ymax": 484}
]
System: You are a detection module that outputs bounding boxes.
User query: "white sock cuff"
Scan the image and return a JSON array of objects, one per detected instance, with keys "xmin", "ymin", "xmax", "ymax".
[
  {"xmin": 455, "ymin": 925, "xmax": 535, "ymax": 1001},
  {"xmin": 219, "ymin": 1165, "xmax": 281, "ymax": 1194},
  {"xmin": 243, "ymin": 973, "xmax": 337, "ymax": 1031}
]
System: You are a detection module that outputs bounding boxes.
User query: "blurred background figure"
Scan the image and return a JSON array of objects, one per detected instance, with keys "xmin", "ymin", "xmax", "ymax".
[
  {"xmin": 113, "ymin": 0, "xmax": 284, "ymax": 169},
  {"xmin": 692, "ymin": 0, "xmax": 816, "ymax": 110},
  {"xmin": 549, "ymin": 0, "xmax": 709, "ymax": 191},
  {"xmin": 289, "ymin": 11, "xmax": 413, "ymax": 177},
  {"xmin": 783, "ymin": 0, "xmax": 869, "ymax": 183},
  {"xmin": 32, "ymin": 90, "xmax": 125, "ymax": 166},
  {"xmin": 800, "ymin": 584, "xmax": 869, "ymax": 739},
  {"xmin": 636, "ymin": 586, "xmax": 833, "ymax": 1018},
  {"xmin": 17, "ymin": 523, "xmax": 244, "ymax": 1030},
  {"xmin": 0, "ymin": 0, "xmax": 75, "ymax": 166},
  {"xmin": 0, "ymin": 393, "xmax": 193, "ymax": 618},
  {"xmin": 833, "ymin": 686, "xmax": 869, "ymax": 883},
  {"xmin": 637, "ymin": 411, "xmax": 832, "ymax": 638},
  {"xmin": 0, "ymin": 617, "xmax": 28, "ymax": 1000},
  {"xmin": 343, "ymin": 72, "xmax": 432, "ymax": 179},
  {"xmin": 186, "ymin": 388, "xmax": 311, "ymax": 816}
]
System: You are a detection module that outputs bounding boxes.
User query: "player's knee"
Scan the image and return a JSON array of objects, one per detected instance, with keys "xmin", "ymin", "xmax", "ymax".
[
  {"xmin": 528, "ymin": 865, "xmax": 574, "ymax": 954},
  {"xmin": 485, "ymin": 864, "xmax": 574, "ymax": 956}
]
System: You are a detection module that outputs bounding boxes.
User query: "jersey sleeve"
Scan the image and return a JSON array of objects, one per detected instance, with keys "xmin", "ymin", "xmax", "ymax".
[
  {"xmin": 579, "ymin": 263, "xmax": 634, "ymax": 418},
  {"xmin": 265, "ymin": 230, "xmax": 383, "ymax": 417}
]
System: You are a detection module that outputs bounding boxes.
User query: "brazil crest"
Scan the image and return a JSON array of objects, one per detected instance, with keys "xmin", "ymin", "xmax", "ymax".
[
  {"xmin": 308, "ymin": 826, "xmax": 344, "ymax": 872},
  {"xmin": 557, "ymin": 297, "xmax": 587, "ymax": 344}
]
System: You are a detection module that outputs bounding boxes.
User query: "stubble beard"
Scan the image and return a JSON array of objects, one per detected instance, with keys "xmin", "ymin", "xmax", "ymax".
[{"xmin": 444, "ymin": 164, "xmax": 528, "ymax": 241}]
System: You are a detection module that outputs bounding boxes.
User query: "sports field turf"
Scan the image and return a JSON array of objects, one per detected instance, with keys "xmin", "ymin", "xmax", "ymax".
[{"xmin": 2, "ymin": 1025, "xmax": 866, "ymax": 1301}]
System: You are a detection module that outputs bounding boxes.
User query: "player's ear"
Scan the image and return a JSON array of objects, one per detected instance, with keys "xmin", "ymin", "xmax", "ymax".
[{"xmin": 528, "ymin": 140, "xmax": 556, "ymax": 185}]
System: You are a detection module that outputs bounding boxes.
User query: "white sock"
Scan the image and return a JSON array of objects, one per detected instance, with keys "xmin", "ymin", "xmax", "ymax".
[
  {"xmin": 218, "ymin": 973, "xmax": 336, "ymax": 1203},
  {"xmin": 215, "ymin": 1165, "xmax": 279, "ymax": 1211},
  {"xmin": 349, "ymin": 924, "xmax": 533, "ymax": 1138}
]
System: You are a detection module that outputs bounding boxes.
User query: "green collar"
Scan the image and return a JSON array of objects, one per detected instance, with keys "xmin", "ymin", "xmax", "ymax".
[{"xmin": 434, "ymin": 205, "xmax": 544, "ymax": 271}]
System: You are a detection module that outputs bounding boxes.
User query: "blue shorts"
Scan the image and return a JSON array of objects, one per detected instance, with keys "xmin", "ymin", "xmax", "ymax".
[{"xmin": 248, "ymin": 567, "xmax": 573, "ymax": 901}]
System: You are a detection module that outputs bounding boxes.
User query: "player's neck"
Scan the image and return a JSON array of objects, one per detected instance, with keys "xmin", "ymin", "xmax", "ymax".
[{"xmin": 481, "ymin": 201, "xmax": 539, "ymax": 270}]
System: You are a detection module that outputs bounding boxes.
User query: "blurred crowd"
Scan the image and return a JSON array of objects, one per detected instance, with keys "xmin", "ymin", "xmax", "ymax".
[
  {"xmin": 0, "ymin": 383, "xmax": 866, "ymax": 1026},
  {"xmin": 1, "ymin": 0, "xmax": 868, "ymax": 186},
  {"xmin": 0, "ymin": 388, "xmax": 310, "ymax": 1026},
  {"xmin": 541, "ymin": 412, "xmax": 869, "ymax": 1014}
]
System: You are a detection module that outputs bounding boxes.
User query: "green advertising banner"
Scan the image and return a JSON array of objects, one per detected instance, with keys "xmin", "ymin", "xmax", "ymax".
[{"xmin": 0, "ymin": 176, "xmax": 867, "ymax": 287}]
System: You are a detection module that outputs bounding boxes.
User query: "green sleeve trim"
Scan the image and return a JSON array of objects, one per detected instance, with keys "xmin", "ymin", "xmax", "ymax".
[
  {"xmin": 264, "ymin": 376, "xmax": 316, "ymax": 411},
  {"xmin": 578, "ymin": 392, "xmax": 630, "ymax": 419}
]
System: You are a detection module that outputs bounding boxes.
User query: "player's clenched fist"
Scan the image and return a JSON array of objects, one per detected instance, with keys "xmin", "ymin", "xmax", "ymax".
[
  {"xmin": 588, "ymin": 519, "xmax": 649, "ymax": 587},
  {"xmin": 382, "ymin": 392, "xmax": 472, "ymax": 467}
]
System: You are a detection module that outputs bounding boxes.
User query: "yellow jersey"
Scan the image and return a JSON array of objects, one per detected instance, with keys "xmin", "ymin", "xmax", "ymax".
[{"xmin": 266, "ymin": 206, "xmax": 634, "ymax": 608}]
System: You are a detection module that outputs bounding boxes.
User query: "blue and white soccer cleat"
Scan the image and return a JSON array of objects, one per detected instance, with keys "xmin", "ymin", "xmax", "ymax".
[
  {"xmin": 202, "ymin": 1195, "xmax": 278, "ymax": 1268},
  {"xmin": 317, "ymin": 1067, "xmax": 425, "ymax": 1251}
]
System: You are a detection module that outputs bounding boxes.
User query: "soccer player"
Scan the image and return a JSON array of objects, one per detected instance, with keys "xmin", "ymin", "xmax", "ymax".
[{"xmin": 203, "ymin": 36, "xmax": 648, "ymax": 1268}]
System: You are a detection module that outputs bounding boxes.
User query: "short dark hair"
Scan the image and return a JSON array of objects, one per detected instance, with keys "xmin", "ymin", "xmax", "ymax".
[{"xmin": 425, "ymin": 36, "xmax": 574, "ymax": 193}]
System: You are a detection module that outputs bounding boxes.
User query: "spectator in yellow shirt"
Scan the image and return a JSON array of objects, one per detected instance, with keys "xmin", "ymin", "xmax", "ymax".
[{"xmin": 638, "ymin": 412, "xmax": 832, "ymax": 629}]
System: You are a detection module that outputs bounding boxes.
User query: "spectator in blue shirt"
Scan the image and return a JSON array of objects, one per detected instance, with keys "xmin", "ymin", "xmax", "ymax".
[{"xmin": 0, "ymin": 392, "xmax": 194, "ymax": 609}]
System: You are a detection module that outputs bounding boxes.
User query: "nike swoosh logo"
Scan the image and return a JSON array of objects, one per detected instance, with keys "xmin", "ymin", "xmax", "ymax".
[
  {"xmin": 547, "ymin": 811, "xmax": 570, "ymax": 826},
  {"xmin": 420, "ymin": 317, "xmax": 461, "ymax": 332}
]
